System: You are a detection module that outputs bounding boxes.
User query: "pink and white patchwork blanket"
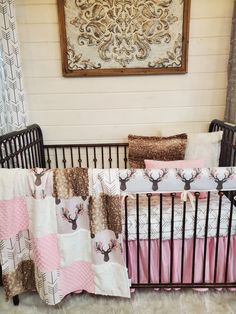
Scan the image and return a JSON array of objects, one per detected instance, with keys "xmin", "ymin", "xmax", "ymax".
[{"xmin": 0, "ymin": 168, "xmax": 130, "ymax": 305}]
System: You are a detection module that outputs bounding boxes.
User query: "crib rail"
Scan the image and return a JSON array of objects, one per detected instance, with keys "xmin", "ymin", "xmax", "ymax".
[
  {"xmin": 42, "ymin": 119, "xmax": 235, "ymax": 169},
  {"xmin": 44, "ymin": 143, "xmax": 129, "ymax": 169},
  {"xmin": 0, "ymin": 124, "xmax": 45, "ymax": 169},
  {"xmin": 0, "ymin": 119, "xmax": 234, "ymax": 169}
]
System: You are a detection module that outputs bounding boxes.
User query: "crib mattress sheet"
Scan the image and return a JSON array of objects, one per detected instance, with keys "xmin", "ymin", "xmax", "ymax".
[{"xmin": 122, "ymin": 192, "xmax": 236, "ymax": 241}]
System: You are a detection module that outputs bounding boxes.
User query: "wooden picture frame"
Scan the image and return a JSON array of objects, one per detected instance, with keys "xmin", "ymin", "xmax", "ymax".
[{"xmin": 57, "ymin": 0, "xmax": 191, "ymax": 77}]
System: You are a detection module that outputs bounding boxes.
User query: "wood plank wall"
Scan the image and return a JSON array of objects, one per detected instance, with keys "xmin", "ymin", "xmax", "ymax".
[{"xmin": 15, "ymin": 0, "xmax": 234, "ymax": 144}]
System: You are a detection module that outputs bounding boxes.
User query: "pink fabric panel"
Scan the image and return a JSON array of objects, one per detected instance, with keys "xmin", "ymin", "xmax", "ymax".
[
  {"xmin": 0, "ymin": 197, "xmax": 29, "ymax": 240},
  {"xmin": 144, "ymin": 159, "xmax": 207, "ymax": 199},
  {"xmin": 32, "ymin": 234, "xmax": 60, "ymax": 272},
  {"xmin": 144, "ymin": 159, "xmax": 205, "ymax": 169},
  {"xmin": 123, "ymin": 236, "xmax": 236, "ymax": 284},
  {"xmin": 59, "ymin": 261, "xmax": 95, "ymax": 296}
]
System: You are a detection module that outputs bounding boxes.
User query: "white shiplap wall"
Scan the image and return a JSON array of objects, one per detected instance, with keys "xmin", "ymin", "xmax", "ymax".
[{"xmin": 15, "ymin": 0, "xmax": 234, "ymax": 144}]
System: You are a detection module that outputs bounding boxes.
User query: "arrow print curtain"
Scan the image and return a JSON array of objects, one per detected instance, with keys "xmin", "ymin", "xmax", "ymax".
[
  {"xmin": 225, "ymin": 0, "xmax": 236, "ymax": 124},
  {"xmin": 0, "ymin": 0, "xmax": 27, "ymax": 136}
]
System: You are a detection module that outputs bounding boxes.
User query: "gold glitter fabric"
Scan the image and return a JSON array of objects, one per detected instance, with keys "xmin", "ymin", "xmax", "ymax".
[
  {"xmin": 2, "ymin": 260, "xmax": 35, "ymax": 300},
  {"xmin": 88, "ymin": 194, "xmax": 122, "ymax": 238},
  {"xmin": 128, "ymin": 133, "xmax": 188, "ymax": 168},
  {"xmin": 53, "ymin": 167, "xmax": 89, "ymax": 199}
]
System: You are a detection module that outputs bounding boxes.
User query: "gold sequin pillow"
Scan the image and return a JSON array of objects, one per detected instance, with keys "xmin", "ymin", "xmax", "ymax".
[{"xmin": 128, "ymin": 133, "xmax": 188, "ymax": 168}]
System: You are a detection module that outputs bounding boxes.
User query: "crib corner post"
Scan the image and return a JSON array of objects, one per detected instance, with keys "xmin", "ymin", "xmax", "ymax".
[{"xmin": 12, "ymin": 295, "xmax": 19, "ymax": 306}]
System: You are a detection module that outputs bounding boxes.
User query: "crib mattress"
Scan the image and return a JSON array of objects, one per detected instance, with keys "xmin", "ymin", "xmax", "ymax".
[{"xmin": 122, "ymin": 192, "xmax": 236, "ymax": 241}]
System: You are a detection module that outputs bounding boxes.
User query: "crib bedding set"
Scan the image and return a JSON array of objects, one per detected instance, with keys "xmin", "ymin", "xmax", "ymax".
[
  {"xmin": 0, "ymin": 166, "xmax": 236, "ymax": 305},
  {"xmin": 0, "ymin": 127, "xmax": 236, "ymax": 305}
]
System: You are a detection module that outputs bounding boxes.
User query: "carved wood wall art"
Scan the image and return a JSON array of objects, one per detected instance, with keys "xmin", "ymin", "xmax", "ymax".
[{"xmin": 57, "ymin": 0, "xmax": 191, "ymax": 77}]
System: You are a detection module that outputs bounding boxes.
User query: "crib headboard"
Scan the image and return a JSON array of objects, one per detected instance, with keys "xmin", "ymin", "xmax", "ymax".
[
  {"xmin": 209, "ymin": 119, "xmax": 236, "ymax": 167},
  {"xmin": 0, "ymin": 124, "xmax": 46, "ymax": 169},
  {"xmin": 0, "ymin": 120, "xmax": 235, "ymax": 169}
]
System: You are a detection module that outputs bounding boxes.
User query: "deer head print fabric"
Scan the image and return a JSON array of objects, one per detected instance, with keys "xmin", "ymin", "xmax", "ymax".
[{"xmin": 119, "ymin": 168, "xmax": 236, "ymax": 194}]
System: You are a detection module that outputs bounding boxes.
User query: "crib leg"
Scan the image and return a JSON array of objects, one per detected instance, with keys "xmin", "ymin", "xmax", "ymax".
[
  {"xmin": 12, "ymin": 295, "xmax": 19, "ymax": 306},
  {"xmin": 0, "ymin": 265, "xmax": 2, "ymax": 286}
]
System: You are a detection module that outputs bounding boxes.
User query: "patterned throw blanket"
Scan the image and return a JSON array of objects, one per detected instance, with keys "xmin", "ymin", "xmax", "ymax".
[{"xmin": 0, "ymin": 168, "xmax": 130, "ymax": 305}]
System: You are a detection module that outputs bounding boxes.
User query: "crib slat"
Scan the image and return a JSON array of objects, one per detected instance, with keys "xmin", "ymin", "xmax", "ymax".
[
  {"xmin": 46, "ymin": 147, "xmax": 51, "ymax": 169},
  {"xmin": 17, "ymin": 136, "xmax": 25, "ymax": 168},
  {"xmin": 29, "ymin": 131, "xmax": 37, "ymax": 167},
  {"xmin": 25, "ymin": 133, "xmax": 32, "ymax": 168},
  {"xmin": 8, "ymin": 139, "xmax": 15, "ymax": 168},
  {"xmin": 202, "ymin": 192, "xmax": 211, "ymax": 283},
  {"xmin": 136, "ymin": 194, "xmax": 140, "ymax": 284},
  {"xmin": 225, "ymin": 191, "xmax": 235, "ymax": 282},
  {"xmin": 3, "ymin": 142, "xmax": 10, "ymax": 168},
  {"xmin": 35, "ymin": 130, "xmax": 42, "ymax": 167},
  {"xmin": 20, "ymin": 135, "xmax": 27, "ymax": 168},
  {"xmin": 21, "ymin": 135, "xmax": 28, "ymax": 169},
  {"xmin": 55, "ymin": 147, "xmax": 58, "ymax": 168},
  {"xmin": 192, "ymin": 192, "xmax": 200, "ymax": 284},
  {"xmin": 214, "ymin": 191, "xmax": 223, "ymax": 283},
  {"xmin": 0, "ymin": 144, "xmax": 4, "ymax": 168},
  {"xmin": 226, "ymin": 129, "xmax": 234, "ymax": 166},
  {"xmin": 124, "ymin": 146, "xmax": 127, "ymax": 169},
  {"xmin": 93, "ymin": 146, "xmax": 97, "ymax": 168},
  {"xmin": 101, "ymin": 147, "xmax": 104, "ymax": 169},
  {"xmin": 124, "ymin": 196, "xmax": 129, "ymax": 270},
  {"xmin": 86, "ymin": 146, "xmax": 89, "ymax": 168},
  {"xmin": 147, "ymin": 193, "xmax": 152, "ymax": 284},
  {"xmin": 12, "ymin": 138, "xmax": 19, "ymax": 168},
  {"xmin": 62, "ymin": 147, "xmax": 66, "ymax": 168},
  {"xmin": 116, "ymin": 146, "xmax": 119, "ymax": 168},
  {"xmin": 78, "ymin": 147, "xmax": 82, "ymax": 167},
  {"xmin": 228, "ymin": 130, "xmax": 234, "ymax": 166},
  {"xmin": 181, "ymin": 201, "xmax": 187, "ymax": 283},
  {"xmin": 170, "ymin": 193, "xmax": 175, "ymax": 284},
  {"xmin": 70, "ymin": 147, "xmax": 74, "ymax": 168},
  {"xmin": 28, "ymin": 132, "xmax": 35, "ymax": 168},
  {"xmin": 32, "ymin": 131, "xmax": 40, "ymax": 167},
  {"xmin": 108, "ymin": 146, "xmax": 112, "ymax": 168},
  {"xmin": 159, "ymin": 193, "xmax": 163, "ymax": 284}
]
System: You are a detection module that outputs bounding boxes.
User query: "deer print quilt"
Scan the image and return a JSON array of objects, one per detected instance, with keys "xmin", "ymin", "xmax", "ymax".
[{"xmin": 0, "ymin": 168, "xmax": 130, "ymax": 305}]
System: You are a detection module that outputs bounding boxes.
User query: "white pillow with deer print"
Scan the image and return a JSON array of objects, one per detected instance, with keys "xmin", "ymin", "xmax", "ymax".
[{"xmin": 184, "ymin": 131, "xmax": 223, "ymax": 167}]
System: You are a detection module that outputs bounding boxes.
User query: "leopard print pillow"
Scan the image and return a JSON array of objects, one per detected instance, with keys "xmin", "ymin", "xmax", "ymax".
[{"xmin": 128, "ymin": 133, "xmax": 188, "ymax": 168}]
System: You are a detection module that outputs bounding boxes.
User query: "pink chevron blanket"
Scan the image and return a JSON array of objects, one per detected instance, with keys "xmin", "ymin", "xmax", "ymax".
[{"xmin": 0, "ymin": 168, "xmax": 130, "ymax": 305}]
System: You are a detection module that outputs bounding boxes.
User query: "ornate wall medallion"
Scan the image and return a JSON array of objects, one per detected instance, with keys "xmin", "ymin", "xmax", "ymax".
[{"xmin": 58, "ymin": 0, "xmax": 191, "ymax": 76}]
